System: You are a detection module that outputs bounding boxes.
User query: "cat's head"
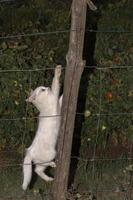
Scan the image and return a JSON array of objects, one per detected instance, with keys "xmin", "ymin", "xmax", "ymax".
[{"xmin": 26, "ymin": 86, "xmax": 51, "ymax": 111}]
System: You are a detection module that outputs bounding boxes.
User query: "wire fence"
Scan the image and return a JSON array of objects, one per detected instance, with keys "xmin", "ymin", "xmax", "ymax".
[
  {"xmin": 0, "ymin": 64, "xmax": 133, "ymax": 199},
  {"xmin": 0, "ymin": 56, "xmax": 133, "ymax": 194}
]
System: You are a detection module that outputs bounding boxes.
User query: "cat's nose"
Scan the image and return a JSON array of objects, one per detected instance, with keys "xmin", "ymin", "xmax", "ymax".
[
  {"xmin": 26, "ymin": 96, "xmax": 34, "ymax": 102},
  {"xmin": 26, "ymin": 92, "xmax": 36, "ymax": 102}
]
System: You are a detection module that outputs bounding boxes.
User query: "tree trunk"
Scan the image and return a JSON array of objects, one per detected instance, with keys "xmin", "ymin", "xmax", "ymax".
[{"xmin": 53, "ymin": 0, "xmax": 87, "ymax": 199}]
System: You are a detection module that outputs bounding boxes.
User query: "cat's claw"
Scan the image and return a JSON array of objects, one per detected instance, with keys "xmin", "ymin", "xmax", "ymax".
[
  {"xmin": 55, "ymin": 65, "xmax": 62, "ymax": 78},
  {"xmin": 51, "ymin": 162, "xmax": 56, "ymax": 168},
  {"xmin": 45, "ymin": 177, "xmax": 54, "ymax": 182}
]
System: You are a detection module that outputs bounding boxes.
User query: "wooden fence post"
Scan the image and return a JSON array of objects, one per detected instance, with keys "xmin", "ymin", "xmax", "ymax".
[{"xmin": 53, "ymin": 0, "xmax": 87, "ymax": 199}]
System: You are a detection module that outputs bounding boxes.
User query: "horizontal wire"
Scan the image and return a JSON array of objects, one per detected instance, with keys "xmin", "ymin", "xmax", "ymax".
[
  {"xmin": 0, "ymin": 114, "xmax": 61, "ymax": 121},
  {"xmin": 86, "ymin": 29, "xmax": 133, "ymax": 33},
  {"xmin": 0, "ymin": 29, "xmax": 132, "ymax": 40},
  {"xmin": 0, "ymin": 30, "xmax": 70, "ymax": 40},
  {"xmin": 0, "ymin": 65, "xmax": 133, "ymax": 73},
  {"xmin": 71, "ymin": 156, "xmax": 133, "ymax": 162},
  {"xmin": 0, "ymin": 150, "xmax": 133, "ymax": 162},
  {"xmin": 77, "ymin": 112, "xmax": 133, "ymax": 116},
  {"xmin": 0, "ymin": 161, "xmax": 54, "ymax": 167},
  {"xmin": 0, "ymin": 112, "xmax": 133, "ymax": 121},
  {"xmin": 0, "ymin": 157, "xmax": 132, "ymax": 167},
  {"xmin": 85, "ymin": 65, "xmax": 133, "ymax": 69},
  {"xmin": 0, "ymin": 67, "xmax": 65, "ymax": 73}
]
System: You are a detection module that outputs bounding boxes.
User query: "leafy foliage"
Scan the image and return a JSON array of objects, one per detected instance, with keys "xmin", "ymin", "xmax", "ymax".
[
  {"xmin": 0, "ymin": 0, "xmax": 70, "ymax": 151},
  {"xmin": 81, "ymin": 0, "xmax": 133, "ymax": 157},
  {"xmin": 0, "ymin": 0, "xmax": 132, "ymax": 156}
]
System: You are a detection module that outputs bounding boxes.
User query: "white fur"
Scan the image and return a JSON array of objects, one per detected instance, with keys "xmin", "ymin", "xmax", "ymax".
[{"xmin": 22, "ymin": 65, "xmax": 62, "ymax": 190}]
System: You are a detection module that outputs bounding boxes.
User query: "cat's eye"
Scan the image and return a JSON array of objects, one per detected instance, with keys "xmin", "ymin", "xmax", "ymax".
[{"xmin": 41, "ymin": 88, "xmax": 45, "ymax": 92}]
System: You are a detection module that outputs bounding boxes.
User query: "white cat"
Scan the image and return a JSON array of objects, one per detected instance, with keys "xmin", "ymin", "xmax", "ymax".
[{"xmin": 22, "ymin": 65, "xmax": 62, "ymax": 191}]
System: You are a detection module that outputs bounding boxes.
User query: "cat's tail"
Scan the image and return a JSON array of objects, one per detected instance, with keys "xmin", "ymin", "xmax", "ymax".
[{"xmin": 22, "ymin": 153, "xmax": 32, "ymax": 191}]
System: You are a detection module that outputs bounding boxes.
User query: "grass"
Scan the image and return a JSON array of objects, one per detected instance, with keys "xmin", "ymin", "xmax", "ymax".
[
  {"xmin": 0, "ymin": 151, "xmax": 132, "ymax": 200},
  {"xmin": 0, "ymin": 166, "xmax": 53, "ymax": 200},
  {"xmin": 0, "ymin": 151, "xmax": 53, "ymax": 200},
  {"xmin": 73, "ymin": 159, "xmax": 133, "ymax": 200}
]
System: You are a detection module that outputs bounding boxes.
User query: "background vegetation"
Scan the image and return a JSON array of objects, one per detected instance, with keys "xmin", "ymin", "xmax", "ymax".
[
  {"xmin": 74, "ymin": 1, "xmax": 133, "ymax": 198},
  {"xmin": 0, "ymin": 0, "xmax": 69, "ymax": 151},
  {"xmin": 80, "ymin": 0, "xmax": 133, "ymax": 159},
  {"xmin": 0, "ymin": 0, "xmax": 133, "ymax": 199}
]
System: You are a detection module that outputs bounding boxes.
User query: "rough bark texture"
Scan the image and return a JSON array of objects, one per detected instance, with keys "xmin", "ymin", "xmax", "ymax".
[{"xmin": 53, "ymin": 0, "xmax": 87, "ymax": 199}]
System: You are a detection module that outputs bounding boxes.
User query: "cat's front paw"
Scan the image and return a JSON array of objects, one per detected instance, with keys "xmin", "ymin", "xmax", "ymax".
[
  {"xmin": 51, "ymin": 162, "xmax": 56, "ymax": 168},
  {"xmin": 49, "ymin": 161, "xmax": 56, "ymax": 168},
  {"xmin": 55, "ymin": 65, "xmax": 62, "ymax": 78}
]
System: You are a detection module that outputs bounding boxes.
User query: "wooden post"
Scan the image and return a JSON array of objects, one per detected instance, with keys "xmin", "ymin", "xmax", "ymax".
[{"xmin": 53, "ymin": 0, "xmax": 87, "ymax": 199}]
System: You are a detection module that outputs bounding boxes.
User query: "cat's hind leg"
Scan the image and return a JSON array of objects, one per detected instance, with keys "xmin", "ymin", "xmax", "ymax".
[
  {"xmin": 46, "ymin": 161, "xmax": 56, "ymax": 168},
  {"xmin": 35, "ymin": 164, "xmax": 54, "ymax": 182}
]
